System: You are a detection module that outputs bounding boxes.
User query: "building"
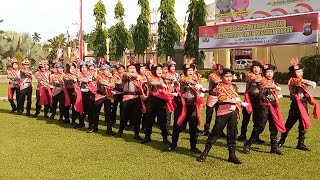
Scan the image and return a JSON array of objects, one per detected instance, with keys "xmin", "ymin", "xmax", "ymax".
[{"xmin": 202, "ymin": 1, "xmax": 320, "ymax": 72}]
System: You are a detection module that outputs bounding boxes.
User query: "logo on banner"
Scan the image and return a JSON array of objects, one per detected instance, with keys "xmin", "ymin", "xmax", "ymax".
[
  {"xmin": 303, "ymin": 19, "xmax": 312, "ymax": 36},
  {"xmin": 202, "ymin": 31, "xmax": 210, "ymax": 43}
]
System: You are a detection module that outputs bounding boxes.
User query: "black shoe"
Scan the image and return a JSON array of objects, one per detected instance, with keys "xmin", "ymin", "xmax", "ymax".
[
  {"xmin": 75, "ymin": 123, "xmax": 85, "ymax": 128},
  {"xmin": 278, "ymin": 139, "xmax": 285, "ymax": 148},
  {"xmin": 228, "ymin": 157, "xmax": 242, "ymax": 164},
  {"xmin": 44, "ymin": 115, "xmax": 49, "ymax": 119},
  {"xmin": 141, "ymin": 138, "xmax": 151, "ymax": 144},
  {"xmin": 237, "ymin": 134, "xmax": 247, "ymax": 142},
  {"xmin": 17, "ymin": 110, "xmax": 22, "ymax": 115},
  {"xmin": 164, "ymin": 144, "xmax": 176, "ymax": 152},
  {"xmin": 10, "ymin": 108, "xmax": 17, "ymax": 114},
  {"xmin": 106, "ymin": 128, "xmax": 116, "ymax": 136},
  {"xmin": 63, "ymin": 119, "xmax": 70, "ymax": 124},
  {"xmin": 270, "ymin": 149, "xmax": 284, "ymax": 155},
  {"xmin": 58, "ymin": 119, "xmax": 64, "ymax": 123},
  {"xmin": 196, "ymin": 145, "xmax": 211, "ymax": 162},
  {"xmin": 124, "ymin": 125, "xmax": 133, "ymax": 130},
  {"xmin": 296, "ymin": 144, "xmax": 311, "ymax": 151},
  {"xmin": 190, "ymin": 147, "xmax": 202, "ymax": 154},
  {"xmin": 115, "ymin": 132, "xmax": 123, "ymax": 138},
  {"xmin": 86, "ymin": 128, "xmax": 98, "ymax": 133},
  {"xmin": 33, "ymin": 113, "xmax": 39, "ymax": 118},
  {"xmin": 134, "ymin": 135, "xmax": 143, "ymax": 141},
  {"xmin": 220, "ymin": 132, "xmax": 227, "ymax": 138},
  {"xmin": 252, "ymin": 138, "xmax": 265, "ymax": 144},
  {"xmin": 243, "ymin": 141, "xmax": 251, "ymax": 154},
  {"xmin": 49, "ymin": 115, "xmax": 55, "ymax": 120},
  {"xmin": 162, "ymin": 139, "xmax": 171, "ymax": 144},
  {"xmin": 26, "ymin": 112, "xmax": 31, "ymax": 116},
  {"xmin": 197, "ymin": 130, "xmax": 209, "ymax": 136}
]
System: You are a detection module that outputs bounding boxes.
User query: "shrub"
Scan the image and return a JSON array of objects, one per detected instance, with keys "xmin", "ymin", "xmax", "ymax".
[{"xmin": 300, "ymin": 54, "xmax": 320, "ymax": 83}]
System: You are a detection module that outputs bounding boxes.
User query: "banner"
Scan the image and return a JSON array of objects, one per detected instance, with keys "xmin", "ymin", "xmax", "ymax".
[
  {"xmin": 199, "ymin": 12, "xmax": 319, "ymax": 49},
  {"xmin": 215, "ymin": 0, "xmax": 320, "ymax": 23}
]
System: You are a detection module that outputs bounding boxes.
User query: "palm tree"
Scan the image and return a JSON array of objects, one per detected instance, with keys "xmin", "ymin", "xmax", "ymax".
[
  {"xmin": 47, "ymin": 33, "xmax": 66, "ymax": 49},
  {"xmin": 32, "ymin": 32, "xmax": 41, "ymax": 43}
]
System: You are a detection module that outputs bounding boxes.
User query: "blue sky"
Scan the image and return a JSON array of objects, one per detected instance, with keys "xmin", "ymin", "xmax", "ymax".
[{"xmin": 0, "ymin": 0, "xmax": 213, "ymax": 42}]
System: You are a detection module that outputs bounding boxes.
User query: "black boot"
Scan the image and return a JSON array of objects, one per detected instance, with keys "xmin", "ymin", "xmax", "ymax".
[
  {"xmin": 237, "ymin": 134, "xmax": 247, "ymax": 141},
  {"xmin": 190, "ymin": 138, "xmax": 201, "ymax": 154},
  {"xmin": 278, "ymin": 135, "xmax": 286, "ymax": 148},
  {"xmin": 134, "ymin": 130, "xmax": 142, "ymax": 141},
  {"xmin": 162, "ymin": 135, "xmax": 171, "ymax": 144},
  {"xmin": 296, "ymin": 136, "xmax": 311, "ymax": 151},
  {"xmin": 17, "ymin": 110, "xmax": 23, "ymax": 115},
  {"xmin": 196, "ymin": 144, "xmax": 212, "ymax": 162},
  {"xmin": 243, "ymin": 140, "xmax": 252, "ymax": 154},
  {"xmin": 270, "ymin": 140, "xmax": 284, "ymax": 155},
  {"xmin": 50, "ymin": 114, "xmax": 55, "ymax": 120},
  {"xmin": 252, "ymin": 137, "xmax": 265, "ymax": 144},
  {"xmin": 115, "ymin": 129, "xmax": 123, "ymax": 138},
  {"xmin": 228, "ymin": 147, "xmax": 242, "ymax": 164},
  {"xmin": 86, "ymin": 126, "xmax": 98, "ymax": 133},
  {"xmin": 106, "ymin": 126, "xmax": 116, "ymax": 136},
  {"xmin": 26, "ymin": 110, "xmax": 31, "ymax": 116},
  {"xmin": 63, "ymin": 119, "xmax": 70, "ymax": 124},
  {"xmin": 141, "ymin": 135, "xmax": 151, "ymax": 144}
]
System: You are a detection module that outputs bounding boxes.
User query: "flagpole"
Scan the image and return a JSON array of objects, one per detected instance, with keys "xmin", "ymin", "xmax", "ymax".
[{"xmin": 79, "ymin": 0, "xmax": 83, "ymax": 61}]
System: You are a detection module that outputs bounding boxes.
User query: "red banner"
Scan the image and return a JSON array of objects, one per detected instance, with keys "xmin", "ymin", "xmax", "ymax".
[{"xmin": 199, "ymin": 12, "xmax": 319, "ymax": 49}]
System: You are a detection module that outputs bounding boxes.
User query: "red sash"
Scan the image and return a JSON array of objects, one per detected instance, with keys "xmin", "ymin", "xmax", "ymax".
[
  {"xmin": 8, "ymin": 85, "xmax": 13, "ymax": 100},
  {"xmin": 151, "ymin": 92, "xmax": 176, "ymax": 112},
  {"xmin": 244, "ymin": 91, "xmax": 253, "ymax": 114},
  {"xmin": 293, "ymin": 95, "xmax": 311, "ymax": 130},
  {"xmin": 63, "ymin": 86, "xmax": 70, "ymax": 106},
  {"xmin": 260, "ymin": 89, "xmax": 286, "ymax": 133},
  {"xmin": 73, "ymin": 83, "xmax": 84, "ymax": 114}
]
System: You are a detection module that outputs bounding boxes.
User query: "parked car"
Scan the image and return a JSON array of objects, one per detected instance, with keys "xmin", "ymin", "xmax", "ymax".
[{"xmin": 233, "ymin": 59, "xmax": 252, "ymax": 70}]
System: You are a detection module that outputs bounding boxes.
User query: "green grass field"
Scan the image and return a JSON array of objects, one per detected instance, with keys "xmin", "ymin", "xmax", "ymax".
[{"xmin": 0, "ymin": 86, "xmax": 319, "ymax": 179}]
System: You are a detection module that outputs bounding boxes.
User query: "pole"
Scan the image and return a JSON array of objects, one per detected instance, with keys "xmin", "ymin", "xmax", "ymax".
[{"xmin": 79, "ymin": 0, "xmax": 83, "ymax": 61}]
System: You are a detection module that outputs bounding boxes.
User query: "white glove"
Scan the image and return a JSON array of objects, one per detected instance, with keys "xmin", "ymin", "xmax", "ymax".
[
  {"xmin": 230, "ymin": 105, "xmax": 236, "ymax": 111},
  {"xmin": 54, "ymin": 80, "xmax": 60, "ymax": 84},
  {"xmin": 136, "ymin": 75, "xmax": 140, "ymax": 80},
  {"xmin": 50, "ymin": 85, "xmax": 54, "ymax": 89},
  {"xmin": 202, "ymin": 88, "xmax": 206, "ymax": 92},
  {"xmin": 275, "ymin": 86, "xmax": 281, "ymax": 91},
  {"xmin": 112, "ymin": 91, "xmax": 117, "ymax": 95},
  {"xmin": 172, "ymin": 93, "xmax": 178, "ymax": 97},
  {"xmin": 162, "ymin": 84, "xmax": 167, "ymax": 88},
  {"xmin": 74, "ymin": 78, "xmax": 77, "ymax": 82},
  {"xmin": 241, "ymin": 102, "xmax": 249, "ymax": 107},
  {"xmin": 311, "ymin": 81, "xmax": 317, "ymax": 89},
  {"xmin": 195, "ymin": 84, "xmax": 201, "ymax": 90},
  {"xmin": 235, "ymin": 97, "xmax": 241, "ymax": 102},
  {"xmin": 278, "ymin": 95, "xmax": 283, "ymax": 99},
  {"xmin": 199, "ymin": 93, "xmax": 205, "ymax": 98}
]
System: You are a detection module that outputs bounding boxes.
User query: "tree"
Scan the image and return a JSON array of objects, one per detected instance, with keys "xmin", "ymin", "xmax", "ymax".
[
  {"xmin": 92, "ymin": 0, "xmax": 108, "ymax": 58},
  {"xmin": 157, "ymin": 0, "xmax": 181, "ymax": 58},
  {"xmin": 47, "ymin": 33, "xmax": 66, "ymax": 49},
  {"xmin": 184, "ymin": 0, "xmax": 207, "ymax": 67},
  {"xmin": 32, "ymin": 32, "xmax": 41, "ymax": 43},
  {"xmin": 111, "ymin": 0, "xmax": 130, "ymax": 59},
  {"xmin": 132, "ymin": 0, "xmax": 150, "ymax": 56}
]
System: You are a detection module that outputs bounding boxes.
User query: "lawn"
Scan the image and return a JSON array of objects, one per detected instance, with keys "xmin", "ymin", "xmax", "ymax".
[{"xmin": 0, "ymin": 87, "xmax": 319, "ymax": 179}]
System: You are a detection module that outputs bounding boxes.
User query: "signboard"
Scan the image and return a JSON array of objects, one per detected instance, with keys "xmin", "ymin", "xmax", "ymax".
[
  {"xmin": 215, "ymin": 0, "xmax": 320, "ymax": 23},
  {"xmin": 199, "ymin": 12, "xmax": 319, "ymax": 49}
]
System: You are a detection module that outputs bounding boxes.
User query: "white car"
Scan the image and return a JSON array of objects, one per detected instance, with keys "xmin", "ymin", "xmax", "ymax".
[{"xmin": 234, "ymin": 59, "xmax": 252, "ymax": 70}]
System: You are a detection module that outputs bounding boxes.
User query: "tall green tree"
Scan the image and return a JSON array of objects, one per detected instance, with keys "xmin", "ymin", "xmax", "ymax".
[
  {"xmin": 47, "ymin": 33, "xmax": 66, "ymax": 49},
  {"xmin": 184, "ymin": 0, "xmax": 207, "ymax": 67},
  {"xmin": 92, "ymin": 0, "xmax": 108, "ymax": 57},
  {"xmin": 157, "ymin": 0, "xmax": 181, "ymax": 58},
  {"xmin": 132, "ymin": 0, "xmax": 150, "ymax": 56},
  {"xmin": 112, "ymin": 0, "xmax": 130, "ymax": 59}
]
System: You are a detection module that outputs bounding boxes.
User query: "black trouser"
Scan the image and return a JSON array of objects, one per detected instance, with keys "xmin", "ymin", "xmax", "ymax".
[
  {"xmin": 204, "ymin": 104, "xmax": 219, "ymax": 132},
  {"xmin": 51, "ymin": 91, "xmax": 66, "ymax": 120},
  {"xmin": 120, "ymin": 97, "xmax": 141, "ymax": 134},
  {"xmin": 172, "ymin": 100, "xmax": 198, "ymax": 149},
  {"xmin": 111, "ymin": 94, "xmax": 123, "ymax": 123},
  {"xmin": 79, "ymin": 91, "xmax": 94, "ymax": 126},
  {"xmin": 206, "ymin": 110, "xmax": 238, "ymax": 148},
  {"xmin": 144, "ymin": 95, "xmax": 168, "ymax": 138},
  {"xmin": 248, "ymin": 105, "xmax": 277, "ymax": 144},
  {"xmin": 92, "ymin": 97, "xmax": 112, "ymax": 129},
  {"xmin": 35, "ymin": 89, "xmax": 50, "ymax": 116},
  {"xmin": 141, "ymin": 98, "xmax": 148, "ymax": 130},
  {"xmin": 65, "ymin": 88, "xmax": 78, "ymax": 122},
  {"xmin": 240, "ymin": 95, "xmax": 261, "ymax": 136},
  {"xmin": 9, "ymin": 87, "xmax": 21, "ymax": 111},
  {"xmin": 19, "ymin": 86, "xmax": 32, "ymax": 113},
  {"xmin": 281, "ymin": 100, "xmax": 308, "ymax": 140}
]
